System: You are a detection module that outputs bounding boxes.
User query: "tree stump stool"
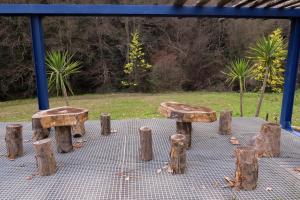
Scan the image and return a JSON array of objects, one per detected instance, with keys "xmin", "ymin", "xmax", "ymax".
[
  {"xmin": 100, "ymin": 113, "xmax": 111, "ymax": 136},
  {"xmin": 33, "ymin": 138, "xmax": 57, "ymax": 176},
  {"xmin": 170, "ymin": 134, "xmax": 187, "ymax": 174},
  {"xmin": 139, "ymin": 126, "xmax": 153, "ymax": 161},
  {"xmin": 234, "ymin": 146, "xmax": 258, "ymax": 190},
  {"xmin": 250, "ymin": 122, "xmax": 281, "ymax": 157},
  {"xmin": 71, "ymin": 121, "xmax": 86, "ymax": 137},
  {"xmin": 218, "ymin": 110, "xmax": 232, "ymax": 135},
  {"xmin": 159, "ymin": 101, "xmax": 217, "ymax": 149},
  {"xmin": 32, "ymin": 106, "xmax": 88, "ymax": 153},
  {"xmin": 5, "ymin": 124, "xmax": 23, "ymax": 160}
]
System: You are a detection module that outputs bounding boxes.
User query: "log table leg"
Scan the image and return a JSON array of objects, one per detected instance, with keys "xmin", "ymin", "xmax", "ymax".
[
  {"xmin": 170, "ymin": 134, "xmax": 187, "ymax": 174},
  {"xmin": 234, "ymin": 146, "xmax": 258, "ymax": 190},
  {"xmin": 72, "ymin": 122, "xmax": 86, "ymax": 137},
  {"xmin": 139, "ymin": 126, "xmax": 153, "ymax": 161},
  {"xmin": 55, "ymin": 126, "xmax": 73, "ymax": 153},
  {"xmin": 33, "ymin": 138, "xmax": 57, "ymax": 176},
  {"xmin": 32, "ymin": 118, "xmax": 49, "ymax": 141},
  {"xmin": 101, "ymin": 113, "xmax": 111, "ymax": 136},
  {"xmin": 5, "ymin": 124, "xmax": 23, "ymax": 160},
  {"xmin": 218, "ymin": 110, "xmax": 232, "ymax": 135},
  {"xmin": 252, "ymin": 123, "xmax": 281, "ymax": 157},
  {"xmin": 176, "ymin": 121, "xmax": 192, "ymax": 149}
]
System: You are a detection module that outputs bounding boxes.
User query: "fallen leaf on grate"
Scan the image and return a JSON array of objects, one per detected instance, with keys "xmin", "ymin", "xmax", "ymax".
[
  {"xmin": 265, "ymin": 187, "xmax": 272, "ymax": 191},
  {"xmin": 294, "ymin": 167, "xmax": 300, "ymax": 172},
  {"xmin": 25, "ymin": 176, "xmax": 32, "ymax": 180},
  {"xmin": 8, "ymin": 157, "xmax": 15, "ymax": 161},
  {"xmin": 73, "ymin": 143, "xmax": 83, "ymax": 148},
  {"xmin": 156, "ymin": 169, "xmax": 162, "ymax": 174},
  {"xmin": 212, "ymin": 181, "xmax": 219, "ymax": 188},
  {"xmin": 162, "ymin": 165, "xmax": 168, "ymax": 170},
  {"xmin": 224, "ymin": 176, "xmax": 235, "ymax": 187},
  {"xmin": 167, "ymin": 166, "xmax": 173, "ymax": 174},
  {"xmin": 24, "ymin": 139, "xmax": 32, "ymax": 143},
  {"xmin": 111, "ymin": 129, "xmax": 118, "ymax": 133},
  {"xmin": 230, "ymin": 137, "xmax": 240, "ymax": 145},
  {"xmin": 32, "ymin": 171, "xmax": 39, "ymax": 176},
  {"xmin": 125, "ymin": 176, "xmax": 130, "ymax": 181}
]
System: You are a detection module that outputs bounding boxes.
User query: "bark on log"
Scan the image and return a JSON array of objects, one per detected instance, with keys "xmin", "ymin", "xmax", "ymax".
[
  {"xmin": 101, "ymin": 113, "xmax": 111, "ymax": 136},
  {"xmin": 55, "ymin": 126, "xmax": 73, "ymax": 153},
  {"xmin": 176, "ymin": 121, "xmax": 192, "ymax": 149},
  {"xmin": 234, "ymin": 146, "xmax": 258, "ymax": 190},
  {"xmin": 170, "ymin": 134, "xmax": 187, "ymax": 174},
  {"xmin": 32, "ymin": 118, "xmax": 49, "ymax": 141},
  {"xmin": 33, "ymin": 138, "xmax": 57, "ymax": 176},
  {"xmin": 251, "ymin": 123, "xmax": 281, "ymax": 157},
  {"xmin": 218, "ymin": 110, "xmax": 232, "ymax": 135},
  {"xmin": 139, "ymin": 126, "xmax": 153, "ymax": 161},
  {"xmin": 72, "ymin": 121, "xmax": 86, "ymax": 137},
  {"xmin": 5, "ymin": 124, "xmax": 23, "ymax": 159}
]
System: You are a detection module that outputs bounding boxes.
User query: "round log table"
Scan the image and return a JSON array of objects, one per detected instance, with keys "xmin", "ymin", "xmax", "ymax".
[
  {"xmin": 32, "ymin": 106, "xmax": 88, "ymax": 153},
  {"xmin": 159, "ymin": 101, "xmax": 217, "ymax": 149}
]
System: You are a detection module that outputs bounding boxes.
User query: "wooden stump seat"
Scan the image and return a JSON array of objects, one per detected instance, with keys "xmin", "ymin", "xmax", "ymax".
[
  {"xmin": 159, "ymin": 101, "xmax": 217, "ymax": 149},
  {"xmin": 32, "ymin": 106, "xmax": 88, "ymax": 153}
]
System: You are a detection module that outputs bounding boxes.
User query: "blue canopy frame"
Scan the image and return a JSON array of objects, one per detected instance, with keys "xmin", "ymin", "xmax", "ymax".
[{"xmin": 0, "ymin": 3, "xmax": 299, "ymax": 134}]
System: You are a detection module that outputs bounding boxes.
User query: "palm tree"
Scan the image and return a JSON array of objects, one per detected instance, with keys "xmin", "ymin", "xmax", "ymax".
[
  {"xmin": 249, "ymin": 33, "xmax": 286, "ymax": 117},
  {"xmin": 46, "ymin": 51, "xmax": 81, "ymax": 106},
  {"xmin": 222, "ymin": 59, "xmax": 252, "ymax": 117}
]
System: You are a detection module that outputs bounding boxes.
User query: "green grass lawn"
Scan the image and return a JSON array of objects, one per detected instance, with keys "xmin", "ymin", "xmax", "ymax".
[{"xmin": 1, "ymin": 91, "xmax": 300, "ymax": 125}]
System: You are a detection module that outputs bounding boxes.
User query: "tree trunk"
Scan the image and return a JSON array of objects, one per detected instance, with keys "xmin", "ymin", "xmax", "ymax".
[
  {"xmin": 62, "ymin": 82, "xmax": 69, "ymax": 106},
  {"xmin": 55, "ymin": 126, "xmax": 73, "ymax": 153},
  {"xmin": 170, "ymin": 134, "xmax": 187, "ymax": 174},
  {"xmin": 234, "ymin": 146, "xmax": 258, "ymax": 190},
  {"xmin": 255, "ymin": 66, "xmax": 270, "ymax": 117},
  {"xmin": 176, "ymin": 121, "xmax": 192, "ymax": 149},
  {"xmin": 218, "ymin": 110, "xmax": 232, "ymax": 135},
  {"xmin": 139, "ymin": 126, "xmax": 153, "ymax": 161},
  {"xmin": 100, "ymin": 113, "xmax": 111, "ymax": 136},
  {"xmin": 33, "ymin": 138, "xmax": 57, "ymax": 176},
  {"xmin": 32, "ymin": 118, "xmax": 49, "ymax": 141},
  {"xmin": 5, "ymin": 124, "xmax": 23, "ymax": 159},
  {"xmin": 72, "ymin": 122, "xmax": 85, "ymax": 137},
  {"xmin": 251, "ymin": 122, "xmax": 281, "ymax": 157},
  {"xmin": 239, "ymin": 78, "xmax": 243, "ymax": 117}
]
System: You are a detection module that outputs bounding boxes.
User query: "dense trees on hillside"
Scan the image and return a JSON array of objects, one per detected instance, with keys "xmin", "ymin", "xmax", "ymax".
[{"xmin": 0, "ymin": 0, "xmax": 290, "ymax": 100}]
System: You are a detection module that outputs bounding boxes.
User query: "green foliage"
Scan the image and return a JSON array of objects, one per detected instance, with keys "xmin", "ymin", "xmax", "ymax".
[
  {"xmin": 46, "ymin": 51, "xmax": 81, "ymax": 105},
  {"xmin": 249, "ymin": 29, "xmax": 287, "ymax": 93},
  {"xmin": 223, "ymin": 58, "xmax": 252, "ymax": 89},
  {"xmin": 123, "ymin": 30, "xmax": 152, "ymax": 92},
  {"xmin": 222, "ymin": 58, "xmax": 252, "ymax": 116}
]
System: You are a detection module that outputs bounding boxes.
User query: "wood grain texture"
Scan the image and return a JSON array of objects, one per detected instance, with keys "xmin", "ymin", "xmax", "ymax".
[
  {"xmin": 55, "ymin": 126, "xmax": 73, "ymax": 153},
  {"xmin": 139, "ymin": 126, "xmax": 153, "ymax": 161},
  {"xmin": 250, "ymin": 123, "xmax": 281, "ymax": 157},
  {"xmin": 159, "ymin": 101, "xmax": 217, "ymax": 122},
  {"xmin": 32, "ymin": 106, "xmax": 88, "ymax": 129},
  {"xmin": 5, "ymin": 124, "xmax": 23, "ymax": 159},
  {"xmin": 33, "ymin": 138, "xmax": 57, "ymax": 176},
  {"xmin": 234, "ymin": 146, "xmax": 258, "ymax": 190},
  {"xmin": 100, "ymin": 113, "xmax": 111, "ymax": 136},
  {"xmin": 170, "ymin": 134, "xmax": 187, "ymax": 174},
  {"xmin": 218, "ymin": 110, "xmax": 232, "ymax": 135},
  {"xmin": 176, "ymin": 121, "xmax": 192, "ymax": 149},
  {"xmin": 32, "ymin": 118, "xmax": 49, "ymax": 141}
]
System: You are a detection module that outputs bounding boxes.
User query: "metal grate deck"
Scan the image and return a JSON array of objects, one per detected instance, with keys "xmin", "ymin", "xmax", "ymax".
[{"xmin": 1, "ymin": 118, "xmax": 300, "ymax": 199}]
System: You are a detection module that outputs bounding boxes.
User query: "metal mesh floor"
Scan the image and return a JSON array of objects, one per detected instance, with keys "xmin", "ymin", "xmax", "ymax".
[{"xmin": 1, "ymin": 118, "xmax": 300, "ymax": 199}]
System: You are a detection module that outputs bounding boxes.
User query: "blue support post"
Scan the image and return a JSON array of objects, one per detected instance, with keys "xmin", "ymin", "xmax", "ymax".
[
  {"xmin": 30, "ymin": 15, "xmax": 49, "ymax": 110},
  {"xmin": 280, "ymin": 18, "xmax": 300, "ymax": 133}
]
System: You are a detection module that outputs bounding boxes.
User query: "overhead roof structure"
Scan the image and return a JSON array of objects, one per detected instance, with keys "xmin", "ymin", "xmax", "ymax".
[{"xmin": 0, "ymin": 1, "xmax": 300, "ymax": 134}]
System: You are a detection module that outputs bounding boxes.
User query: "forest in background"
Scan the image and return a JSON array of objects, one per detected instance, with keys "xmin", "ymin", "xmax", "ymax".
[{"xmin": 0, "ymin": 0, "xmax": 291, "ymax": 101}]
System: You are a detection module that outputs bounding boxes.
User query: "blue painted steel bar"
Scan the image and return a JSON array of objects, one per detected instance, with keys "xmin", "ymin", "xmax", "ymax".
[
  {"xmin": 280, "ymin": 18, "xmax": 300, "ymax": 132},
  {"xmin": 30, "ymin": 15, "xmax": 49, "ymax": 110},
  {"xmin": 0, "ymin": 4, "xmax": 300, "ymax": 19}
]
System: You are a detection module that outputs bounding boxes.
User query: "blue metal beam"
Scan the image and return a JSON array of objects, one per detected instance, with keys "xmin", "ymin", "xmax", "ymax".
[
  {"xmin": 0, "ymin": 4, "xmax": 300, "ymax": 19},
  {"xmin": 280, "ymin": 18, "xmax": 300, "ymax": 132},
  {"xmin": 30, "ymin": 15, "xmax": 49, "ymax": 110}
]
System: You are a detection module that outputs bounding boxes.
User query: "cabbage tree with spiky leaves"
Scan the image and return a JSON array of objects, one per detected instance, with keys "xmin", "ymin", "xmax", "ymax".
[
  {"xmin": 46, "ymin": 51, "xmax": 81, "ymax": 106},
  {"xmin": 222, "ymin": 59, "xmax": 253, "ymax": 117}
]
